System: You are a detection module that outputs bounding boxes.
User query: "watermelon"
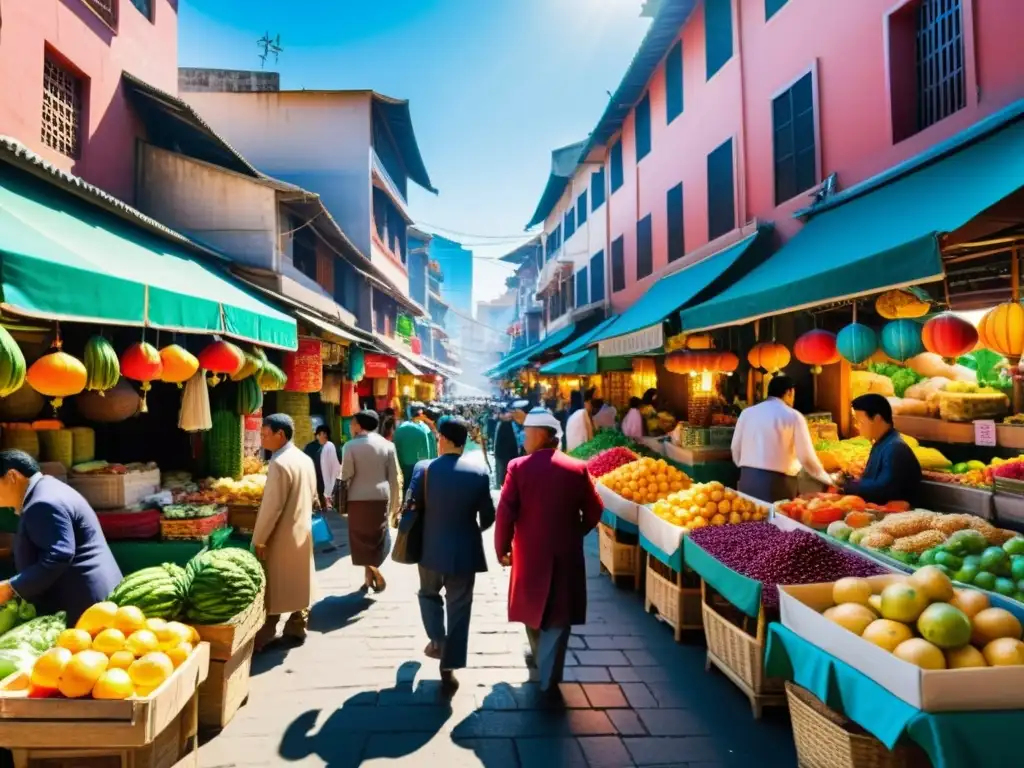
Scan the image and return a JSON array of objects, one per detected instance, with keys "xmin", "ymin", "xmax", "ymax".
[
  {"xmin": 184, "ymin": 549, "xmax": 263, "ymax": 624},
  {"xmin": 108, "ymin": 563, "xmax": 190, "ymax": 619}
]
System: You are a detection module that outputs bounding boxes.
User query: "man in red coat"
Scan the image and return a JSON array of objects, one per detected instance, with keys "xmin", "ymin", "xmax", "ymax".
[{"xmin": 495, "ymin": 408, "xmax": 603, "ymax": 694}]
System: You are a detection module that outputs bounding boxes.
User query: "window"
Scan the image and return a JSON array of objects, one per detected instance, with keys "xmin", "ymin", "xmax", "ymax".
[
  {"xmin": 705, "ymin": 0, "xmax": 733, "ymax": 80},
  {"xmin": 83, "ymin": 0, "xmax": 117, "ymax": 27},
  {"xmin": 591, "ymin": 168, "xmax": 606, "ymax": 210},
  {"xmin": 707, "ymin": 138, "xmax": 735, "ymax": 240},
  {"xmin": 590, "ymin": 251, "xmax": 605, "ymax": 304},
  {"xmin": 611, "ymin": 236, "xmax": 626, "ymax": 293},
  {"xmin": 564, "ymin": 206, "xmax": 576, "ymax": 240},
  {"xmin": 292, "ymin": 224, "xmax": 318, "ymax": 282},
  {"xmin": 773, "ymin": 71, "xmax": 817, "ymax": 204},
  {"xmin": 635, "ymin": 93, "xmax": 652, "ymax": 162},
  {"xmin": 610, "ymin": 140, "xmax": 624, "ymax": 194},
  {"xmin": 41, "ymin": 56, "xmax": 83, "ymax": 159},
  {"xmin": 130, "ymin": 0, "xmax": 153, "ymax": 20},
  {"xmin": 636, "ymin": 215, "xmax": 653, "ymax": 280},
  {"xmin": 765, "ymin": 0, "xmax": 789, "ymax": 20},
  {"xmin": 576, "ymin": 266, "xmax": 590, "ymax": 308},
  {"xmin": 667, "ymin": 183, "xmax": 685, "ymax": 262},
  {"xmin": 666, "ymin": 40, "xmax": 683, "ymax": 123},
  {"xmin": 577, "ymin": 191, "xmax": 588, "ymax": 227}
]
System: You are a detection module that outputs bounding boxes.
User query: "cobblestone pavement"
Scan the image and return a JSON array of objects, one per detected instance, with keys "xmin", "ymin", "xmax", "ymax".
[{"xmin": 199, "ymin": 480, "xmax": 797, "ymax": 767}]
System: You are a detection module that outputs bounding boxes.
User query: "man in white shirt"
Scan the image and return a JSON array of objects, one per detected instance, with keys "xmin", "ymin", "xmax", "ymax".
[
  {"xmin": 731, "ymin": 375, "xmax": 833, "ymax": 502},
  {"xmin": 564, "ymin": 390, "xmax": 596, "ymax": 452},
  {"xmin": 315, "ymin": 426, "xmax": 342, "ymax": 509}
]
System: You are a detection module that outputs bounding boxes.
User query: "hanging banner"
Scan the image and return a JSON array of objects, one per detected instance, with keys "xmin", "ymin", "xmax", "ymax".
[
  {"xmin": 283, "ymin": 338, "xmax": 324, "ymax": 393},
  {"xmin": 364, "ymin": 353, "xmax": 397, "ymax": 379},
  {"xmin": 598, "ymin": 324, "xmax": 664, "ymax": 358},
  {"xmin": 243, "ymin": 408, "xmax": 263, "ymax": 458}
]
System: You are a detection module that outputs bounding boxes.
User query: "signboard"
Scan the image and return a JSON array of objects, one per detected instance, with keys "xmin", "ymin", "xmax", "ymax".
[
  {"xmin": 364, "ymin": 353, "xmax": 397, "ymax": 379},
  {"xmin": 974, "ymin": 419, "xmax": 997, "ymax": 447},
  {"xmin": 244, "ymin": 409, "xmax": 263, "ymax": 458},
  {"xmin": 598, "ymin": 324, "xmax": 664, "ymax": 358}
]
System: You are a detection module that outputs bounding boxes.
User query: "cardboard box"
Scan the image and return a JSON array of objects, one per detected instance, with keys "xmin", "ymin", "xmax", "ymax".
[{"xmin": 779, "ymin": 576, "xmax": 1024, "ymax": 712}]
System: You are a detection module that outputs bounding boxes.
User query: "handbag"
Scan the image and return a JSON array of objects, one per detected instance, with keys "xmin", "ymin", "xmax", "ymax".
[
  {"xmin": 391, "ymin": 466, "xmax": 427, "ymax": 565},
  {"xmin": 333, "ymin": 477, "xmax": 349, "ymax": 516},
  {"xmin": 311, "ymin": 511, "xmax": 334, "ymax": 546}
]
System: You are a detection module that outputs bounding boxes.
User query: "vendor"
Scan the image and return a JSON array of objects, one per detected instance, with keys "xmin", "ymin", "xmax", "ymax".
[
  {"xmin": 843, "ymin": 393, "xmax": 922, "ymax": 506},
  {"xmin": 0, "ymin": 450, "xmax": 122, "ymax": 625}
]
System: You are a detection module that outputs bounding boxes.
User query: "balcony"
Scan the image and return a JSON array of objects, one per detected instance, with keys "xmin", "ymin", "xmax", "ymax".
[
  {"xmin": 428, "ymin": 276, "xmax": 442, "ymax": 298},
  {"xmin": 372, "ymin": 149, "xmax": 410, "ymax": 214}
]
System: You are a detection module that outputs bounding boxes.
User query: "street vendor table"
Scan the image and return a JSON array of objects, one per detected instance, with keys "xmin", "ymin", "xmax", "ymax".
[{"xmin": 766, "ymin": 624, "xmax": 1024, "ymax": 768}]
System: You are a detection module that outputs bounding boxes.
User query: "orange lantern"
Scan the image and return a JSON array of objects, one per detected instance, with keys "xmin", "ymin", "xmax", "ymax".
[
  {"xmin": 159, "ymin": 345, "xmax": 199, "ymax": 388},
  {"xmin": 26, "ymin": 345, "xmax": 87, "ymax": 410},
  {"xmin": 977, "ymin": 302, "xmax": 1024, "ymax": 359},
  {"xmin": 664, "ymin": 352, "xmax": 695, "ymax": 375},
  {"xmin": 747, "ymin": 341, "xmax": 791, "ymax": 373},
  {"xmin": 121, "ymin": 342, "xmax": 163, "ymax": 413},
  {"xmin": 198, "ymin": 340, "xmax": 245, "ymax": 386},
  {"xmin": 684, "ymin": 334, "xmax": 715, "ymax": 350},
  {"xmin": 716, "ymin": 351, "xmax": 740, "ymax": 374},
  {"xmin": 794, "ymin": 330, "xmax": 840, "ymax": 374},
  {"xmin": 283, "ymin": 338, "xmax": 324, "ymax": 394}
]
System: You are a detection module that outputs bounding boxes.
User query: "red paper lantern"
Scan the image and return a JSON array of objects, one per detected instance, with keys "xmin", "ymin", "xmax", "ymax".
[
  {"xmin": 665, "ymin": 352, "xmax": 695, "ymax": 375},
  {"xmin": 283, "ymin": 338, "xmax": 323, "ymax": 394},
  {"xmin": 794, "ymin": 330, "xmax": 841, "ymax": 374},
  {"xmin": 922, "ymin": 313, "xmax": 979, "ymax": 359},
  {"xmin": 716, "ymin": 351, "xmax": 740, "ymax": 373},
  {"xmin": 198, "ymin": 340, "xmax": 245, "ymax": 385},
  {"xmin": 748, "ymin": 341, "xmax": 791, "ymax": 372},
  {"xmin": 120, "ymin": 342, "xmax": 163, "ymax": 413}
]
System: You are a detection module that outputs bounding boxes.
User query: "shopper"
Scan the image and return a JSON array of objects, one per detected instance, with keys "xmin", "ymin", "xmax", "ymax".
[
  {"xmin": 394, "ymin": 404, "xmax": 435, "ymax": 491},
  {"xmin": 493, "ymin": 400, "xmax": 528, "ymax": 488},
  {"xmin": 731, "ymin": 375, "xmax": 833, "ymax": 502},
  {"xmin": 842, "ymin": 393, "xmax": 922, "ymax": 506},
  {"xmin": 495, "ymin": 408, "xmax": 603, "ymax": 695},
  {"xmin": 304, "ymin": 425, "xmax": 341, "ymax": 510},
  {"xmin": 340, "ymin": 410, "xmax": 401, "ymax": 593},
  {"xmin": 406, "ymin": 416, "xmax": 495, "ymax": 696},
  {"xmin": 564, "ymin": 390, "xmax": 596, "ymax": 452},
  {"xmin": 622, "ymin": 397, "xmax": 644, "ymax": 439},
  {"xmin": 253, "ymin": 414, "xmax": 318, "ymax": 651},
  {"xmin": 592, "ymin": 398, "xmax": 617, "ymax": 430}
]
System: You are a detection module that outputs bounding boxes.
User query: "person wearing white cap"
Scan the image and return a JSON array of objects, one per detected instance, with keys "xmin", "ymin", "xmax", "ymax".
[{"xmin": 495, "ymin": 407, "xmax": 603, "ymax": 696}]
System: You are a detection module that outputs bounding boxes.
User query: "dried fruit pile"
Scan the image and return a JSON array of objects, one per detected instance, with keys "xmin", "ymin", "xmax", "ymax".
[{"xmin": 586, "ymin": 447, "xmax": 638, "ymax": 478}]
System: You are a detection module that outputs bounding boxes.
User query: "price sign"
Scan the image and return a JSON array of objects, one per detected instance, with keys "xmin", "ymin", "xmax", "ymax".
[{"xmin": 974, "ymin": 419, "xmax": 997, "ymax": 447}]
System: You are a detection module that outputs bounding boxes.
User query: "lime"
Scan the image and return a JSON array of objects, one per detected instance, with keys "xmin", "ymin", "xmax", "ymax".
[
  {"xmin": 954, "ymin": 565, "xmax": 980, "ymax": 584},
  {"xmin": 964, "ymin": 554, "xmax": 983, "ymax": 569},
  {"xmin": 1005, "ymin": 538, "xmax": 1024, "ymax": 556},
  {"xmin": 935, "ymin": 551, "xmax": 964, "ymax": 570},
  {"xmin": 967, "ymin": 460, "xmax": 986, "ymax": 471},
  {"xmin": 918, "ymin": 549, "xmax": 938, "ymax": 566},
  {"xmin": 995, "ymin": 577, "xmax": 1017, "ymax": 597},
  {"xmin": 974, "ymin": 571, "xmax": 998, "ymax": 591},
  {"xmin": 981, "ymin": 547, "xmax": 1010, "ymax": 572},
  {"xmin": 1012, "ymin": 556, "xmax": 1024, "ymax": 582},
  {"xmin": 952, "ymin": 462, "xmax": 970, "ymax": 475}
]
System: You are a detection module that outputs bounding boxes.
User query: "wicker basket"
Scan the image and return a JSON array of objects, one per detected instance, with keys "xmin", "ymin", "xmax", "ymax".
[
  {"xmin": 598, "ymin": 523, "xmax": 641, "ymax": 589},
  {"xmin": 160, "ymin": 509, "xmax": 228, "ymax": 541},
  {"xmin": 68, "ymin": 468, "xmax": 160, "ymax": 509},
  {"xmin": 644, "ymin": 557, "xmax": 702, "ymax": 641},
  {"xmin": 0, "ymin": 428, "xmax": 39, "ymax": 459},
  {"xmin": 70, "ymin": 426, "xmax": 95, "ymax": 464},
  {"xmin": 37, "ymin": 429, "xmax": 73, "ymax": 468},
  {"xmin": 701, "ymin": 582, "xmax": 785, "ymax": 718},
  {"xmin": 786, "ymin": 683, "xmax": 931, "ymax": 768}
]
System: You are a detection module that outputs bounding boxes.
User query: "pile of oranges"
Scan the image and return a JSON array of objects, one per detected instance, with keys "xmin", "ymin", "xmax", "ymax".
[
  {"xmin": 651, "ymin": 481, "xmax": 768, "ymax": 532},
  {"xmin": 599, "ymin": 457, "xmax": 691, "ymax": 504}
]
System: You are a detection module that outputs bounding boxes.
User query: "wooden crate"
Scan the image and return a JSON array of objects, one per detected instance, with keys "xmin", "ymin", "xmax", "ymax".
[
  {"xmin": 193, "ymin": 588, "xmax": 265, "ymax": 662},
  {"xmin": 226, "ymin": 504, "xmax": 259, "ymax": 535},
  {"xmin": 643, "ymin": 557, "xmax": 702, "ymax": 641},
  {"xmin": 198, "ymin": 639, "xmax": 253, "ymax": 730},
  {"xmin": 598, "ymin": 523, "xmax": 642, "ymax": 589},
  {"xmin": 701, "ymin": 581, "xmax": 785, "ymax": 719},
  {"xmin": 68, "ymin": 469, "xmax": 160, "ymax": 510}
]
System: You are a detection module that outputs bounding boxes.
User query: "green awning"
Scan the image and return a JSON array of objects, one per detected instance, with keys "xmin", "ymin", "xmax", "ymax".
[
  {"xmin": 539, "ymin": 348, "xmax": 597, "ymax": 376},
  {"xmin": 681, "ymin": 113, "xmax": 1024, "ymax": 332},
  {"xmin": 488, "ymin": 322, "xmax": 578, "ymax": 378},
  {"xmin": 590, "ymin": 228, "xmax": 772, "ymax": 353},
  {"xmin": 0, "ymin": 167, "xmax": 297, "ymax": 349},
  {"xmin": 561, "ymin": 315, "xmax": 619, "ymax": 355}
]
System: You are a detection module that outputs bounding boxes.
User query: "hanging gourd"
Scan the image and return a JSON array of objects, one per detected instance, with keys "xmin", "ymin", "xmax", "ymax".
[
  {"xmin": 976, "ymin": 302, "xmax": 1024, "ymax": 358},
  {"xmin": 922, "ymin": 313, "xmax": 978, "ymax": 360},
  {"xmin": 159, "ymin": 344, "xmax": 199, "ymax": 387},
  {"xmin": 198, "ymin": 339, "xmax": 245, "ymax": 386},
  {"xmin": 121, "ymin": 342, "xmax": 163, "ymax": 413},
  {"xmin": 26, "ymin": 341, "xmax": 87, "ymax": 411},
  {"xmin": 836, "ymin": 323, "xmax": 878, "ymax": 365},
  {"xmin": 881, "ymin": 319, "xmax": 924, "ymax": 362},
  {"xmin": 229, "ymin": 351, "xmax": 265, "ymax": 382},
  {"xmin": 874, "ymin": 289, "xmax": 930, "ymax": 320},
  {"xmin": 747, "ymin": 341, "xmax": 790, "ymax": 373},
  {"xmin": 0, "ymin": 326, "xmax": 26, "ymax": 398},
  {"xmin": 83, "ymin": 336, "xmax": 120, "ymax": 395},
  {"xmin": 258, "ymin": 361, "xmax": 288, "ymax": 392},
  {"xmin": 793, "ymin": 330, "xmax": 840, "ymax": 374}
]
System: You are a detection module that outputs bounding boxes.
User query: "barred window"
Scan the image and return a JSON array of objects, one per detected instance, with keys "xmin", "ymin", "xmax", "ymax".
[
  {"xmin": 916, "ymin": 0, "xmax": 965, "ymax": 132},
  {"xmin": 83, "ymin": 0, "xmax": 117, "ymax": 27},
  {"xmin": 41, "ymin": 57, "xmax": 83, "ymax": 159},
  {"xmin": 130, "ymin": 0, "xmax": 152, "ymax": 20}
]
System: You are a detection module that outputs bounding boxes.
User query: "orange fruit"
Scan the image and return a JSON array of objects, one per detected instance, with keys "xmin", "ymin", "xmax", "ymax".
[
  {"xmin": 75, "ymin": 602, "xmax": 117, "ymax": 636},
  {"xmin": 107, "ymin": 650, "xmax": 136, "ymax": 670},
  {"xmin": 125, "ymin": 629, "xmax": 159, "ymax": 657},
  {"xmin": 92, "ymin": 668, "xmax": 134, "ymax": 700},
  {"xmin": 92, "ymin": 628, "xmax": 127, "ymax": 655},
  {"xmin": 58, "ymin": 650, "xmax": 109, "ymax": 698},
  {"xmin": 166, "ymin": 642, "xmax": 193, "ymax": 669},
  {"xmin": 113, "ymin": 606, "xmax": 146, "ymax": 635},
  {"xmin": 30, "ymin": 648, "xmax": 72, "ymax": 689},
  {"xmin": 56, "ymin": 629, "xmax": 93, "ymax": 654},
  {"xmin": 128, "ymin": 652, "xmax": 174, "ymax": 690}
]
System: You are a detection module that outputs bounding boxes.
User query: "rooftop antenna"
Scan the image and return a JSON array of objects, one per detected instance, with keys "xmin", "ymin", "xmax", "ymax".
[{"xmin": 257, "ymin": 32, "xmax": 283, "ymax": 69}]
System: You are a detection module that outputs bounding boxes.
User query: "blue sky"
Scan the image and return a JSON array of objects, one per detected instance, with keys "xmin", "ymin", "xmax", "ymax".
[{"xmin": 178, "ymin": 1, "xmax": 650, "ymax": 307}]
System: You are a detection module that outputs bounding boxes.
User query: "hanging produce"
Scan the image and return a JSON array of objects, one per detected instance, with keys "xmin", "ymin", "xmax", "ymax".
[
  {"xmin": 874, "ymin": 289, "xmax": 930, "ymax": 319},
  {"xmin": 283, "ymin": 338, "xmax": 324, "ymax": 394},
  {"xmin": 120, "ymin": 342, "xmax": 163, "ymax": 413},
  {"xmin": 229, "ymin": 351, "xmax": 265, "ymax": 382},
  {"xmin": 922, "ymin": 313, "xmax": 979, "ymax": 360},
  {"xmin": 75, "ymin": 379, "xmax": 140, "ymax": 423},
  {"xmin": 794, "ymin": 330, "xmax": 840, "ymax": 374},
  {"xmin": 26, "ymin": 343, "xmax": 87, "ymax": 410},
  {"xmin": 976, "ymin": 302, "xmax": 1024, "ymax": 359},
  {"xmin": 348, "ymin": 346, "xmax": 366, "ymax": 383},
  {"xmin": 881, "ymin": 319, "xmax": 924, "ymax": 363},
  {"xmin": 836, "ymin": 323, "xmax": 878, "ymax": 365},
  {"xmin": 198, "ymin": 340, "xmax": 245, "ymax": 386},
  {"xmin": 178, "ymin": 370, "xmax": 212, "ymax": 432},
  {"xmin": 236, "ymin": 376, "xmax": 263, "ymax": 417},
  {"xmin": 747, "ymin": 341, "xmax": 790, "ymax": 373},
  {"xmin": 82, "ymin": 336, "xmax": 119, "ymax": 395},
  {"xmin": 159, "ymin": 344, "xmax": 199, "ymax": 387},
  {"xmin": 258, "ymin": 361, "xmax": 287, "ymax": 392},
  {"xmin": 0, "ymin": 326, "xmax": 26, "ymax": 399}
]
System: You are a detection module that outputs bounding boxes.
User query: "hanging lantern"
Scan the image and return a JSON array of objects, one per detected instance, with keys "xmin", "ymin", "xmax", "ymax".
[
  {"xmin": 664, "ymin": 352, "xmax": 695, "ymax": 375},
  {"xmin": 121, "ymin": 342, "xmax": 163, "ymax": 413},
  {"xmin": 836, "ymin": 323, "xmax": 878, "ymax": 365},
  {"xmin": 976, "ymin": 302, "xmax": 1024, "ymax": 358},
  {"xmin": 922, "ymin": 313, "xmax": 978, "ymax": 360},
  {"xmin": 794, "ymin": 330, "xmax": 840, "ymax": 374},
  {"xmin": 83, "ymin": 336, "xmax": 119, "ymax": 396},
  {"xmin": 283, "ymin": 338, "xmax": 324, "ymax": 394},
  {"xmin": 716, "ymin": 351, "xmax": 739, "ymax": 374},
  {"xmin": 881, "ymin": 319, "xmax": 924, "ymax": 362},
  {"xmin": 747, "ymin": 341, "xmax": 790, "ymax": 373},
  {"xmin": 159, "ymin": 345, "xmax": 200, "ymax": 388},
  {"xmin": 874, "ymin": 289, "xmax": 930, "ymax": 320},
  {"xmin": 684, "ymin": 334, "xmax": 715, "ymax": 351},
  {"xmin": 198, "ymin": 340, "xmax": 245, "ymax": 386},
  {"xmin": 26, "ymin": 344, "xmax": 87, "ymax": 411}
]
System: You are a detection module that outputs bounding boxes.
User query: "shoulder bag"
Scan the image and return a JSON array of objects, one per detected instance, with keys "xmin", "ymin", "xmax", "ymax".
[{"xmin": 391, "ymin": 466, "xmax": 427, "ymax": 565}]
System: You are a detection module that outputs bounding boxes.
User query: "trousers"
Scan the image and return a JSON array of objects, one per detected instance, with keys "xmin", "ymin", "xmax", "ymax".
[
  {"xmin": 525, "ymin": 625, "xmax": 571, "ymax": 691},
  {"xmin": 418, "ymin": 566, "xmax": 476, "ymax": 670},
  {"xmin": 737, "ymin": 467, "xmax": 799, "ymax": 503}
]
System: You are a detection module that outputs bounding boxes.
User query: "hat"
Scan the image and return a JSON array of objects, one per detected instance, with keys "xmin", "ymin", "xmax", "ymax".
[
  {"xmin": 508, "ymin": 399, "xmax": 529, "ymax": 413},
  {"xmin": 524, "ymin": 407, "xmax": 562, "ymax": 441}
]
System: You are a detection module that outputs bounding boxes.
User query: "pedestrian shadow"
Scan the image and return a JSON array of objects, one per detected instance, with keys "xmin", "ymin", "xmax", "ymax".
[
  {"xmin": 308, "ymin": 589, "xmax": 373, "ymax": 635},
  {"xmin": 278, "ymin": 662, "xmax": 452, "ymax": 767}
]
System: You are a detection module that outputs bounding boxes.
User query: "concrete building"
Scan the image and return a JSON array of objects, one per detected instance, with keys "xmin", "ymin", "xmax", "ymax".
[{"xmin": 500, "ymin": 237, "xmax": 544, "ymax": 355}]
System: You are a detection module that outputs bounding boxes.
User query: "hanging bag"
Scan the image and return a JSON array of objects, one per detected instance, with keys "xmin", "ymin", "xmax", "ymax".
[{"xmin": 392, "ymin": 466, "xmax": 427, "ymax": 565}]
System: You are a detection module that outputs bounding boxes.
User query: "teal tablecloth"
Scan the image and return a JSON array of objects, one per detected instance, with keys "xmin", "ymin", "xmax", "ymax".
[
  {"xmin": 639, "ymin": 533, "xmax": 683, "ymax": 572},
  {"xmin": 766, "ymin": 623, "xmax": 1024, "ymax": 768},
  {"xmin": 683, "ymin": 536, "xmax": 762, "ymax": 617},
  {"xmin": 601, "ymin": 509, "xmax": 638, "ymax": 535}
]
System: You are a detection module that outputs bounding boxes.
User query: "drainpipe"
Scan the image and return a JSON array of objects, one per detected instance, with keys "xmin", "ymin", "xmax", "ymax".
[{"xmin": 734, "ymin": 0, "xmax": 750, "ymax": 225}]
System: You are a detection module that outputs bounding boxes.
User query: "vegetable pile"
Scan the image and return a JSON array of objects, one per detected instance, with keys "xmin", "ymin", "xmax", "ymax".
[
  {"xmin": 869, "ymin": 362, "xmax": 924, "ymax": 398},
  {"xmin": 0, "ymin": 613, "xmax": 67, "ymax": 680},
  {"xmin": 689, "ymin": 523, "xmax": 887, "ymax": 609},
  {"xmin": 586, "ymin": 447, "xmax": 638, "ymax": 478},
  {"xmin": 568, "ymin": 431, "xmax": 659, "ymax": 461},
  {"xmin": 842, "ymin": 511, "xmax": 1016, "ymax": 564},
  {"xmin": 915, "ymin": 532, "xmax": 1024, "ymax": 601}
]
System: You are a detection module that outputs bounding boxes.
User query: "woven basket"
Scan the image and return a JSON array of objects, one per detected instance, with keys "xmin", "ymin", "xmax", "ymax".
[
  {"xmin": 0, "ymin": 428, "xmax": 39, "ymax": 459},
  {"xmin": 785, "ymin": 683, "xmax": 930, "ymax": 768},
  {"xmin": 70, "ymin": 426, "xmax": 96, "ymax": 464},
  {"xmin": 274, "ymin": 391, "xmax": 310, "ymax": 417},
  {"xmin": 38, "ymin": 429, "xmax": 73, "ymax": 468},
  {"xmin": 598, "ymin": 523, "xmax": 641, "ymax": 587},
  {"xmin": 160, "ymin": 509, "xmax": 228, "ymax": 541},
  {"xmin": 0, "ymin": 383, "xmax": 44, "ymax": 421},
  {"xmin": 293, "ymin": 415, "xmax": 314, "ymax": 448},
  {"xmin": 644, "ymin": 557, "xmax": 702, "ymax": 641}
]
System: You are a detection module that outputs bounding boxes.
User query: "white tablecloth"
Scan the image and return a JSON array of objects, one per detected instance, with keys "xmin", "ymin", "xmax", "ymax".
[
  {"xmin": 596, "ymin": 483, "xmax": 640, "ymax": 525},
  {"xmin": 639, "ymin": 504, "xmax": 685, "ymax": 557}
]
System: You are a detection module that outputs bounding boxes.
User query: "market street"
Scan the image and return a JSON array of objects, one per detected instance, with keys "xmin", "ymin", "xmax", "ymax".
[{"xmin": 198, "ymin": 491, "xmax": 797, "ymax": 768}]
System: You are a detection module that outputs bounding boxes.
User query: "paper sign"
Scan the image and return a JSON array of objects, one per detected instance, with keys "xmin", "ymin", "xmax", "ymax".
[{"xmin": 974, "ymin": 419, "xmax": 997, "ymax": 447}]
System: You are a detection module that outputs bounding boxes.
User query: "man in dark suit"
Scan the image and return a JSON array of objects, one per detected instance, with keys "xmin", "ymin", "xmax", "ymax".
[
  {"xmin": 0, "ymin": 450, "xmax": 122, "ymax": 625},
  {"xmin": 406, "ymin": 416, "xmax": 495, "ymax": 696}
]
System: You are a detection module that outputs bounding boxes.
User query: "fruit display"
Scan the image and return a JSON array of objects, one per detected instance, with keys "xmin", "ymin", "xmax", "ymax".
[
  {"xmin": 70, "ymin": 460, "xmax": 157, "ymax": 476},
  {"xmin": 0, "ymin": 611, "xmax": 64, "ymax": 679},
  {"xmin": 567, "ymin": 431, "xmax": 657, "ymax": 461},
  {"xmin": 776, "ymin": 493, "xmax": 909, "ymax": 532},
  {"xmin": 814, "ymin": 435, "xmax": 951, "ymax": 476},
  {"xmin": 820, "ymin": 569, "xmax": 1024, "ymax": 668},
  {"xmin": 651, "ymin": 481, "xmax": 768, "ymax": 532},
  {"xmin": 598, "ymin": 457, "xmax": 691, "ymax": 504},
  {"xmin": 211, "ymin": 474, "xmax": 267, "ymax": 505},
  {"xmin": 913, "ymin": 534, "xmax": 1024, "ymax": 602},
  {"xmin": 586, "ymin": 447, "xmax": 638, "ymax": 478},
  {"xmin": 83, "ymin": 336, "xmax": 121, "ymax": 395},
  {"xmin": 688, "ymin": 523, "xmax": 887, "ymax": 610},
  {"xmin": 208, "ymin": 410, "xmax": 243, "ymax": 481},
  {"xmin": 184, "ymin": 549, "xmax": 265, "ymax": 623},
  {"xmin": 161, "ymin": 503, "xmax": 223, "ymax": 520},
  {"xmin": 108, "ymin": 564, "xmax": 191, "ymax": 620},
  {"xmin": 840, "ymin": 510, "xmax": 1016, "ymax": 564}
]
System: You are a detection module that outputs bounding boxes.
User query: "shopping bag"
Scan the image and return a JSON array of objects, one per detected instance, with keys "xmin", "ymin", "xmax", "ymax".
[
  {"xmin": 311, "ymin": 512, "xmax": 334, "ymax": 546},
  {"xmin": 392, "ymin": 467, "xmax": 427, "ymax": 565}
]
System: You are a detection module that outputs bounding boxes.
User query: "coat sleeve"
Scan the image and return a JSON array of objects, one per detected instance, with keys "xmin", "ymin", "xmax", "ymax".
[
  {"xmin": 10, "ymin": 502, "xmax": 75, "ymax": 599},
  {"xmin": 580, "ymin": 468, "xmax": 603, "ymax": 534},
  {"xmin": 252, "ymin": 460, "xmax": 287, "ymax": 548},
  {"xmin": 494, "ymin": 461, "xmax": 519, "ymax": 558},
  {"xmin": 387, "ymin": 447, "xmax": 403, "ymax": 519},
  {"xmin": 478, "ymin": 475, "xmax": 496, "ymax": 532},
  {"xmin": 340, "ymin": 442, "xmax": 355, "ymax": 485}
]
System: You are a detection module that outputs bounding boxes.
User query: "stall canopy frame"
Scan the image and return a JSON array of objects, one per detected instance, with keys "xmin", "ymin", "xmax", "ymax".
[{"xmin": 539, "ymin": 348, "xmax": 598, "ymax": 376}]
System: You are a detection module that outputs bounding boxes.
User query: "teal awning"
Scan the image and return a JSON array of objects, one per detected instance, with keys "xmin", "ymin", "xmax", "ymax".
[
  {"xmin": 487, "ymin": 323, "xmax": 578, "ymax": 378},
  {"xmin": 681, "ymin": 110, "xmax": 1024, "ymax": 332},
  {"xmin": 591, "ymin": 228, "xmax": 772, "ymax": 346},
  {"xmin": 0, "ymin": 165, "xmax": 297, "ymax": 348},
  {"xmin": 539, "ymin": 348, "xmax": 597, "ymax": 376},
  {"xmin": 561, "ymin": 315, "xmax": 619, "ymax": 355}
]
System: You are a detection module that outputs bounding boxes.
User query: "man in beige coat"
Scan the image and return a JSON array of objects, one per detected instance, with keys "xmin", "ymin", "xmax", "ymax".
[{"xmin": 252, "ymin": 413, "xmax": 318, "ymax": 652}]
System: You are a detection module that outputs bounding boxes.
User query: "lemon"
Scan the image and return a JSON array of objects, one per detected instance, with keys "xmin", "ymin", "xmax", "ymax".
[
  {"xmin": 92, "ymin": 668, "xmax": 134, "ymax": 700},
  {"xmin": 144, "ymin": 618, "xmax": 167, "ymax": 634},
  {"xmin": 107, "ymin": 650, "xmax": 136, "ymax": 670},
  {"xmin": 128, "ymin": 652, "xmax": 174, "ymax": 689},
  {"xmin": 30, "ymin": 647, "xmax": 72, "ymax": 689},
  {"xmin": 56, "ymin": 629, "xmax": 93, "ymax": 654},
  {"xmin": 166, "ymin": 642, "xmax": 192, "ymax": 669},
  {"xmin": 58, "ymin": 650, "xmax": 109, "ymax": 698},
  {"xmin": 112, "ymin": 606, "xmax": 146, "ymax": 635},
  {"xmin": 125, "ymin": 629, "xmax": 159, "ymax": 657},
  {"xmin": 161, "ymin": 622, "xmax": 193, "ymax": 651},
  {"xmin": 75, "ymin": 602, "xmax": 118, "ymax": 636},
  {"xmin": 92, "ymin": 628, "xmax": 127, "ymax": 656}
]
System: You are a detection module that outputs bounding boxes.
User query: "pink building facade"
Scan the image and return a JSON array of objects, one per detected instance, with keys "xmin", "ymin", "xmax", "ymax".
[{"xmin": 0, "ymin": 0, "xmax": 178, "ymax": 201}]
